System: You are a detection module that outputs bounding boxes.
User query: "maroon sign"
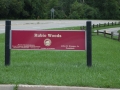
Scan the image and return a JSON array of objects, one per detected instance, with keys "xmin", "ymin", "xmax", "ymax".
[{"xmin": 10, "ymin": 30, "xmax": 86, "ymax": 51}]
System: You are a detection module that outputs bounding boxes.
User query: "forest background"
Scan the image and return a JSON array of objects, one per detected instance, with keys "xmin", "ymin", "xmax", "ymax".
[{"xmin": 0, "ymin": 0, "xmax": 120, "ymax": 19}]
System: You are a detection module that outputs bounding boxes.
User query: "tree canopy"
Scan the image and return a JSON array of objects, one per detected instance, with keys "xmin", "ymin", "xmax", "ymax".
[{"xmin": 0, "ymin": 0, "xmax": 120, "ymax": 19}]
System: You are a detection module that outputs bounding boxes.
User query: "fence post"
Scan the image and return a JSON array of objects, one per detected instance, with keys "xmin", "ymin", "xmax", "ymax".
[
  {"xmin": 108, "ymin": 22, "xmax": 109, "ymax": 26},
  {"xmin": 118, "ymin": 33, "xmax": 120, "ymax": 41},
  {"xmin": 104, "ymin": 30, "xmax": 106, "ymax": 37},
  {"xmin": 5, "ymin": 20, "xmax": 11, "ymax": 66},
  {"xmin": 104, "ymin": 23, "xmax": 106, "ymax": 27},
  {"xmin": 111, "ymin": 32, "xmax": 113, "ymax": 39},
  {"xmin": 97, "ymin": 30, "xmax": 99, "ymax": 35},
  {"xmin": 112, "ymin": 22, "xmax": 113, "ymax": 26},
  {"xmin": 93, "ymin": 24, "xmax": 94, "ymax": 28},
  {"xmin": 97, "ymin": 24, "xmax": 99, "ymax": 27}
]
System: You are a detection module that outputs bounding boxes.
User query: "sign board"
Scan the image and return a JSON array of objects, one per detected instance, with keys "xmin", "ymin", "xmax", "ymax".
[
  {"xmin": 51, "ymin": 8, "xmax": 55, "ymax": 13},
  {"xmin": 51, "ymin": 8, "xmax": 55, "ymax": 19},
  {"xmin": 10, "ymin": 30, "xmax": 86, "ymax": 51}
]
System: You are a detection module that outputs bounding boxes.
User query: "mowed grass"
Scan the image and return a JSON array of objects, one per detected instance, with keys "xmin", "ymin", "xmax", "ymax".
[{"xmin": 0, "ymin": 26, "xmax": 120, "ymax": 88}]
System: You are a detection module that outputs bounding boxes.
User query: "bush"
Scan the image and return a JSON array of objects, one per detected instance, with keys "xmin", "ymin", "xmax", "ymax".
[
  {"xmin": 84, "ymin": 5, "xmax": 100, "ymax": 19},
  {"xmin": 69, "ymin": 11, "xmax": 80, "ymax": 19}
]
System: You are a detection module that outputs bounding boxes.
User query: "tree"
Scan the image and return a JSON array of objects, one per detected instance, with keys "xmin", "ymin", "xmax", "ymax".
[
  {"xmin": 0, "ymin": 0, "xmax": 10, "ymax": 18},
  {"xmin": 69, "ymin": 1, "xmax": 84, "ymax": 19},
  {"xmin": 0, "ymin": 0, "xmax": 120, "ymax": 19},
  {"xmin": 84, "ymin": 4, "xmax": 100, "ymax": 19},
  {"xmin": 9, "ymin": 0, "xmax": 23, "ymax": 19},
  {"xmin": 21, "ymin": 0, "xmax": 47, "ymax": 19},
  {"xmin": 60, "ymin": 0, "xmax": 75, "ymax": 16},
  {"xmin": 86, "ymin": 0, "xmax": 120, "ymax": 19}
]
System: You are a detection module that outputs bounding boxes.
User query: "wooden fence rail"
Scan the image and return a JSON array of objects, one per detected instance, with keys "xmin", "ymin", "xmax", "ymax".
[
  {"xmin": 80, "ymin": 21, "xmax": 120, "ymax": 42},
  {"xmin": 96, "ymin": 30, "xmax": 120, "ymax": 41},
  {"xmin": 80, "ymin": 21, "xmax": 120, "ymax": 30},
  {"xmin": 92, "ymin": 21, "xmax": 120, "ymax": 28}
]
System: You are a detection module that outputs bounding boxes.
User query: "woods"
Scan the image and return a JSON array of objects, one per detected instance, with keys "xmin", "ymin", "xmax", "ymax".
[{"xmin": 0, "ymin": 0, "xmax": 120, "ymax": 19}]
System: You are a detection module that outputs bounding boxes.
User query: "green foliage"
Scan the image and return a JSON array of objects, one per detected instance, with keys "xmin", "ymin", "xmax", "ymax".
[
  {"xmin": 69, "ymin": 11, "xmax": 80, "ymax": 19},
  {"xmin": 86, "ymin": 0, "xmax": 120, "ymax": 19},
  {"xmin": 55, "ymin": 10, "xmax": 67, "ymax": 19},
  {"xmin": 9, "ymin": 0, "xmax": 24, "ymax": 19},
  {"xmin": 84, "ymin": 5, "xmax": 100, "ymax": 19},
  {"xmin": 0, "ymin": 0, "xmax": 10, "ymax": 18},
  {"xmin": 69, "ymin": 1, "xmax": 83, "ymax": 19},
  {"xmin": 0, "ymin": 0, "xmax": 120, "ymax": 19}
]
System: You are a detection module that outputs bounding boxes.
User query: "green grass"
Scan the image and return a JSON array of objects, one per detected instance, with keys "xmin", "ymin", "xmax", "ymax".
[{"xmin": 0, "ymin": 24, "xmax": 120, "ymax": 88}]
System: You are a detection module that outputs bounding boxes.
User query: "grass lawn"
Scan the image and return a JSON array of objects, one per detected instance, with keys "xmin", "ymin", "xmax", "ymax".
[{"xmin": 0, "ymin": 24, "xmax": 120, "ymax": 88}]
